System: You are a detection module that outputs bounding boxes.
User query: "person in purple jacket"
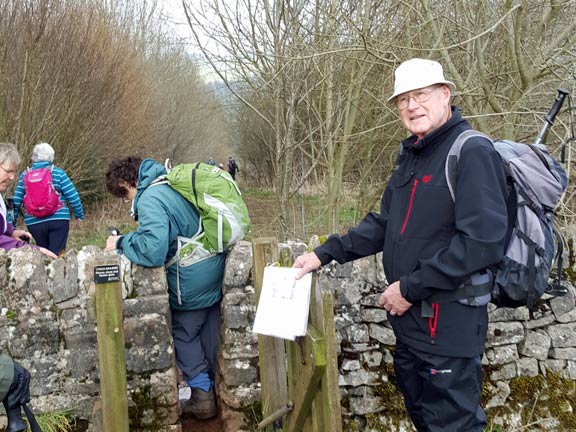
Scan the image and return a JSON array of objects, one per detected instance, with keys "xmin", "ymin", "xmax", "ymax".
[{"xmin": 0, "ymin": 143, "xmax": 56, "ymax": 258}]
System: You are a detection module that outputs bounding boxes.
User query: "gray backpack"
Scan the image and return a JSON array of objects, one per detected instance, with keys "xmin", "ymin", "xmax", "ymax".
[{"xmin": 444, "ymin": 130, "xmax": 568, "ymax": 308}]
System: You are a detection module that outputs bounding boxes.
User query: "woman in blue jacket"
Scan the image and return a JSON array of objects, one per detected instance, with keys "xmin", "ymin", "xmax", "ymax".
[
  {"xmin": 104, "ymin": 156, "xmax": 226, "ymax": 421},
  {"xmin": 12, "ymin": 142, "xmax": 84, "ymax": 255}
]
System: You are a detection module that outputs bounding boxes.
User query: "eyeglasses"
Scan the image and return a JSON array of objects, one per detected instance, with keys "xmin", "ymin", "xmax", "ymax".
[
  {"xmin": 395, "ymin": 86, "xmax": 440, "ymax": 110},
  {"xmin": 0, "ymin": 165, "xmax": 17, "ymax": 176}
]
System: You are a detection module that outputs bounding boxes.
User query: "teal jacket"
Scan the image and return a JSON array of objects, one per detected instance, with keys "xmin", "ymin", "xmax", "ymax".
[
  {"xmin": 0, "ymin": 355, "xmax": 14, "ymax": 400},
  {"xmin": 117, "ymin": 159, "xmax": 226, "ymax": 310}
]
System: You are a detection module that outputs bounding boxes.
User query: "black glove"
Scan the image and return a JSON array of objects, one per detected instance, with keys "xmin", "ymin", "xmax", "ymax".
[{"xmin": 4, "ymin": 361, "xmax": 30, "ymax": 409}]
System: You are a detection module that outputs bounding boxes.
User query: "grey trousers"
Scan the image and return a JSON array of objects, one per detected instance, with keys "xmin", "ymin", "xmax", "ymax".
[{"xmin": 171, "ymin": 302, "xmax": 221, "ymax": 382}]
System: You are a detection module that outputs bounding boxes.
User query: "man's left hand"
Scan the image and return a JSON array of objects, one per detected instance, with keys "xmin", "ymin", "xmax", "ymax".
[{"xmin": 378, "ymin": 281, "xmax": 412, "ymax": 316}]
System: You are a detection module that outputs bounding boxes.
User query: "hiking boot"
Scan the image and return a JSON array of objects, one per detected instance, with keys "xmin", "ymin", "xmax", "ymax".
[{"xmin": 181, "ymin": 388, "xmax": 217, "ymax": 420}]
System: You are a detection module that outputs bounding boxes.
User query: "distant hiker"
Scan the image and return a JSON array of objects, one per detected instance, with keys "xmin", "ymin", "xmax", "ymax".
[
  {"xmin": 294, "ymin": 59, "xmax": 509, "ymax": 432},
  {"xmin": 0, "ymin": 143, "xmax": 56, "ymax": 258},
  {"xmin": 104, "ymin": 156, "xmax": 226, "ymax": 421},
  {"xmin": 227, "ymin": 157, "xmax": 239, "ymax": 180},
  {"xmin": 12, "ymin": 142, "xmax": 84, "ymax": 256},
  {"xmin": 207, "ymin": 157, "xmax": 216, "ymax": 166}
]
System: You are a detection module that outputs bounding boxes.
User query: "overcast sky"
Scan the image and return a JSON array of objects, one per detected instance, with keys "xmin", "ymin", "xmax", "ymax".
[{"xmin": 158, "ymin": 0, "xmax": 222, "ymax": 82}]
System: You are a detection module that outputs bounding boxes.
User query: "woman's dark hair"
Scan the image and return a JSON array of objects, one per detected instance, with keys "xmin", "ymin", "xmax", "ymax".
[{"xmin": 106, "ymin": 156, "xmax": 142, "ymax": 198}]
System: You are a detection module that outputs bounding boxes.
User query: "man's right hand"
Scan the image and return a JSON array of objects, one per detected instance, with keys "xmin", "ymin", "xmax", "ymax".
[{"xmin": 293, "ymin": 252, "xmax": 321, "ymax": 279}]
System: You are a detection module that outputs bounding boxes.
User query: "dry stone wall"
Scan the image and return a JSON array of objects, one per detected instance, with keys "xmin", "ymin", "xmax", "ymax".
[
  {"xmin": 0, "ymin": 246, "xmax": 180, "ymax": 432},
  {"xmin": 1, "ymin": 240, "xmax": 575, "ymax": 432},
  {"xmin": 220, "ymin": 241, "xmax": 576, "ymax": 432}
]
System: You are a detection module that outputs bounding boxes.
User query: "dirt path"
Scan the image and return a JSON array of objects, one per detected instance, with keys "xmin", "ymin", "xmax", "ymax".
[
  {"xmin": 243, "ymin": 192, "xmax": 281, "ymax": 239},
  {"xmin": 181, "ymin": 416, "xmax": 224, "ymax": 432}
]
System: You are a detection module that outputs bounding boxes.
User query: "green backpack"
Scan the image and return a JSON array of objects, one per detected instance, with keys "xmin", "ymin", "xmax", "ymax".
[{"xmin": 155, "ymin": 162, "xmax": 251, "ymax": 266}]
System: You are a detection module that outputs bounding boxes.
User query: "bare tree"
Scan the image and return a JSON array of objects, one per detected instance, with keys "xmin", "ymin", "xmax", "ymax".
[
  {"xmin": 0, "ymin": 0, "xmax": 230, "ymax": 201},
  {"xmin": 184, "ymin": 0, "xmax": 576, "ymax": 237}
]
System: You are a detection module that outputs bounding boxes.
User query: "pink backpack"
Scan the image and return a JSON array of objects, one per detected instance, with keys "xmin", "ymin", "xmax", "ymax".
[{"xmin": 23, "ymin": 167, "xmax": 63, "ymax": 218}]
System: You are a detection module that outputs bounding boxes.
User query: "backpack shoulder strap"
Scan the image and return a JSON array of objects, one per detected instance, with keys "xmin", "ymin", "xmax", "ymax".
[
  {"xmin": 150, "ymin": 174, "xmax": 169, "ymax": 187},
  {"xmin": 445, "ymin": 129, "xmax": 492, "ymax": 202}
]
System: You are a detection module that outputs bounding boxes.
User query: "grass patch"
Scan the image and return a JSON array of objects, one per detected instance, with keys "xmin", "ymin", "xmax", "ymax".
[
  {"xmin": 242, "ymin": 188, "xmax": 275, "ymax": 198},
  {"xmin": 67, "ymin": 198, "xmax": 136, "ymax": 251},
  {"xmin": 36, "ymin": 410, "xmax": 74, "ymax": 432}
]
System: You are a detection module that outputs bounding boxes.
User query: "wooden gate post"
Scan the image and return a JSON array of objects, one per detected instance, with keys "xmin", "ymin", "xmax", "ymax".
[
  {"xmin": 94, "ymin": 256, "xmax": 129, "ymax": 432},
  {"xmin": 252, "ymin": 238, "xmax": 289, "ymax": 431}
]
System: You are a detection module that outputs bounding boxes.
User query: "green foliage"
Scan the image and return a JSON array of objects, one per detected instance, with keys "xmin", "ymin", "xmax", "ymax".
[
  {"xmin": 35, "ymin": 410, "xmax": 73, "ymax": 432},
  {"xmin": 339, "ymin": 205, "xmax": 358, "ymax": 227},
  {"xmin": 4, "ymin": 309, "xmax": 16, "ymax": 320}
]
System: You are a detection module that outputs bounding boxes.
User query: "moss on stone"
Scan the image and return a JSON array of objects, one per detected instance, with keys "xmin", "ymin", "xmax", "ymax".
[
  {"xmin": 509, "ymin": 375, "xmax": 546, "ymax": 404},
  {"xmin": 545, "ymin": 370, "xmax": 576, "ymax": 430},
  {"xmin": 343, "ymin": 417, "xmax": 362, "ymax": 431},
  {"xmin": 365, "ymin": 412, "xmax": 387, "ymax": 431},
  {"xmin": 128, "ymin": 383, "xmax": 172, "ymax": 429},
  {"xmin": 370, "ymin": 365, "xmax": 408, "ymax": 430},
  {"xmin": 484, "ymin": 371, "xmax": 576, "ymax": 430},
  {"xmin": 565, "ymin": 237, "xmax": 576, "ymax": 283},
  {"xmin": 240, "ymin": 401, "xmax": 263, "ymax": 430}
]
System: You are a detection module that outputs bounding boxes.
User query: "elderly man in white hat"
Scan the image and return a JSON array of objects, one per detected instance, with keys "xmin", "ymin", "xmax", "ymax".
[{"xmin": 294, "ymin": 58, "xmax": 509, "ymax": 431}]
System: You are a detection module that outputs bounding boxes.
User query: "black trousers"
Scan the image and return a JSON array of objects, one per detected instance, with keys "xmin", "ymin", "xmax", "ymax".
[
  {"xmin": 393, "ymin": 342, "xmax": 486, "ymax": 432},
  {"xmin": 28, "ymin": 219, "xmax": 69, "ymax": 256}
]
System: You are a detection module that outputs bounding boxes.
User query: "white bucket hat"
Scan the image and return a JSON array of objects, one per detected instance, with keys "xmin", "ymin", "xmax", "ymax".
[{"xmin": 388, "ymin": 58, "xmax": 455, "ymax": 102}]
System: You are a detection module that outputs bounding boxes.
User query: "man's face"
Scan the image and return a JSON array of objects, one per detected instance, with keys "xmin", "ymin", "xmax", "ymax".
[
  {"xmin": 0, "ymin": 163, "xmax": 17, "ymax": 192},
  {"xmin": 396, "ymin": 84, "xmax": 451, "ymax": 139}
]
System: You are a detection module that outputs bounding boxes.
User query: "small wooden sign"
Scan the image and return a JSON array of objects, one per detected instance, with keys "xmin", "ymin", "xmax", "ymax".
[{"xmin": 94, "ymin": 264, "xmax": 120, "ymax": 283}]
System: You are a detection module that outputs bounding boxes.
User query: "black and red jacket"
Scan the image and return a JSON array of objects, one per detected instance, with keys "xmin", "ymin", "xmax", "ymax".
[{"xmin": 315, "ymin": 107, "xmax": 508, "ymax": 357}]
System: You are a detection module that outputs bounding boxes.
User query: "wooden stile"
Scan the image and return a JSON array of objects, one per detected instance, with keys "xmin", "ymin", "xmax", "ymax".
[{"xmin": 253, "ymin": 238, "xmax": 342, "ymax": 432}]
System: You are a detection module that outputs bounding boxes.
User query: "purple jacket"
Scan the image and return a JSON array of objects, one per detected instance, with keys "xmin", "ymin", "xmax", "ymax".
[{"xmin": 0, "ymin": 211, "xmax": 27, "ymax": 251}]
